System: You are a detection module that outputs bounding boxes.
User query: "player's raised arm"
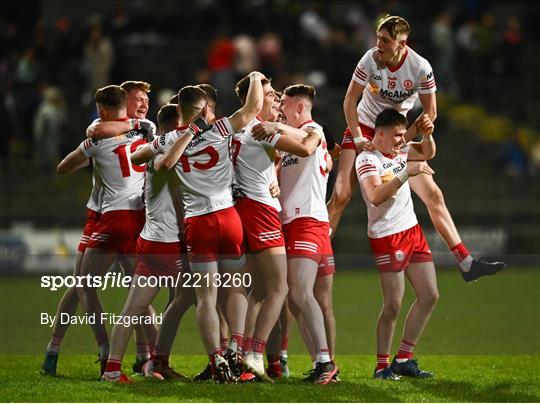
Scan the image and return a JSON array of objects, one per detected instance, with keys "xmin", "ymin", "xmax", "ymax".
[
  {"xmin": 228, "ymin": 71, "xmax": 264, "ymax": 133},
  {"xmin": 57, "ymin": 148, "xmax": 89, "ymax": 174},
  {"xmin": 408, "ymin": 114, "xmax": 436, "ymax": 161}
]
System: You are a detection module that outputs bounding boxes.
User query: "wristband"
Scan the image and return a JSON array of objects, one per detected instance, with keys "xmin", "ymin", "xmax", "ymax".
[
  {"xmin": 187, "ymin": 123, "xmax": 201, "ymax": 136},
  {"xmin": 353, "ymin": 136, "xmax": 365, "ymax": 146},
  {"xmin": 396, "ymin": 168, "xmax": 409, "ymax": 184}
]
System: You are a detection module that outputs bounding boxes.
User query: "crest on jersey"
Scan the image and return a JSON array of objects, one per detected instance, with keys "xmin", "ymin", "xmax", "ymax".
[
  {"xmin": 404, "ymin": 79, "xmax": 413, "ymax": 89},
  {"xmin": 395, "ymin": 250, "xmax": 405, "ymax": 262}
]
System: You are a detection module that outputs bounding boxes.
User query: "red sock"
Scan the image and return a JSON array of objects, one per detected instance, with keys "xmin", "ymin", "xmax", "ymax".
[
  {"xmin": 220, "ymin": 338, "xmax": 228, "ymax": 351},
  {"xmin": 230, "ymin": 332, "xmax": 243, "ymax": 350},
  {"xmin": 242, "ymin": 337, "xmax": 252, "ymax": 355},
  {"xmin": 251, "ymin": 338, "xmax": 266, "ymax": 354},
  {"xmin": 105, "ymin": 359, "xmax": 121, "ymax": 373},
  {"xmin": 376, "ymin": 354, "xmax": 390, "ymax": 371},
  {"xmin": 451, "ymin": 242, "xmax": 470, "ymax": 263},
  {"xmin": 267, "ymin": 359, "xmax": 281, "ymax": 377},
  {"xmin": 396, "ymin": 339, "xmax": 415, "ymax": 360},
  {"xmin": 280, "ymin": 336, "xmax": 289, "ymax": 351}
]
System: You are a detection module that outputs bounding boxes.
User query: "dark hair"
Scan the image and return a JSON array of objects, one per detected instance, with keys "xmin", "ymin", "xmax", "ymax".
[
  {"xmin": 196, "ymin": 83, "xmax": 218, "ymax": 104},
  {"xmin": 94, "ymin": 85, "xmax": 126, "ymax": 109},
  {"xmin": 157, "ymin": 104, "xmax": 179, "ymax": 128},
  {"xmin": 120, "ymin": 80, "xmax": 151, "ymax": 94},
  {"xmin": 177, "ymin": 85, "xmax": 208, "ymax": 113},
  {"xmin": 374, "ymin": 108, "xmax": 408, "ymax": 129},
  {"xmin": 168, "ymin": 94, "xmax": 178, "ymax": 104},
  {"xmin": 235, "ymin": 74, "xmax": 270, "ymax": 104},
  {"xmin": 283, "ymin": 84, "xmax": 316, "ymax": 102},
  {"xmin": 376, "ymin": 15, "xmax": 410, "ymax": 39}
]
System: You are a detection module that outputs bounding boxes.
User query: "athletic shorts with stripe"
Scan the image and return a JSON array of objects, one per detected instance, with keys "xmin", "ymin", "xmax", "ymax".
[
  {"xmin": 369, "ymin": 224, "xmax": 433, "ymax": 272},
  {"xmin": 282, "ymin": 217, "xmax": 335, "ymax": 279},
  {"xmin": 235, "ymin": 197, "xmax": 284, "ymax": 253},
  {"xmin": 78, "ymin": 208, "xmax": 101, "ymax": 252},
  {"xmin": 341, "ymin": 122, "xmax": 375, "ymax": 150},
  {"xmin": 184, "ymin": 206, "xmax": 245, "ymax": 263},
  {"xmin": 135, "ymin": 237, "xmax": 188, "ymax": 278},
  {"xmin": 86, "ymin": 209, "xmax": 145, "ymax": 254}
]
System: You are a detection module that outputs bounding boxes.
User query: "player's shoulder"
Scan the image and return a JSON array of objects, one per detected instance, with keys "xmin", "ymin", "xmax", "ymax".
[
  {"xmin": 234, "ymin": 117, "xmax": 258, "ymax": 137},
  {"xmin": 406, "ymin": 46, "xmax": 432, "ymax": 69},
  {"xmin": 302, "ymin": 120, "xmax": 323, "ymax": 133},
  {"xmin": 358, "ymin": 47, "xmax": 378, "ymax": 66},
  {"xmin": 357, "ymin": 150, "xmax": 381, "ymax": 165}
]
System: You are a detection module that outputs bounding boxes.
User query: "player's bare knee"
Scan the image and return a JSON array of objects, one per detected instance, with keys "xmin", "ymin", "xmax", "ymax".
[
  {"xmin": 382, "ymin": 301, "xmax": 401, "ymax": 320},
  {"xmin": 419, "ymin": 289, "xmax": 439, "ymax": 309},
  {"xmin": 333, "ymin": 187, "xmax": 352, "ymax": 208},
  {"xmin": 289, "ymin": 287, "xmax": 311, "ymax": 308}
]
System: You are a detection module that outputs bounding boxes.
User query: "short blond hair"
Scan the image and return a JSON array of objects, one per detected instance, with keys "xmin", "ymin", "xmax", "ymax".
[
  {"xmin": 120, "ymin": 80, "xmax": 151, "ymax": 94},
  {"xmin": 376, "ymin": 15, "xmax": 410, "ymax": 39}
]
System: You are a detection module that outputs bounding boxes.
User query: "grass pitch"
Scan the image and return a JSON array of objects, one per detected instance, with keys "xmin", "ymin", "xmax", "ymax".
[{"xmin": 1, "ymin": 268, "xmax": 539, "ymax": 402}]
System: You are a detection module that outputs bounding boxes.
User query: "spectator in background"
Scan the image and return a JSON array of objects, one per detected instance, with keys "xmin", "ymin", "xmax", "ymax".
[
  {"xmin": 82, "ymin": 17, "xmax": 115, "ymax": 105},
  {"xmin": 258, "ymin": 32, "xmax": 284, "ymax": 82},
  {"xmin": 207, "ymin": 31, "xmax": 236, "ymax": 113},
  {"xmin": 499, "ymin": 129, "xmax": 530, "ymax": 179},
  {"xmin": 431, "ymin": 10, "xmax": 457, "ymax": 95},
  {"xmin": 500, "ymin": 15, "xmax": 523, "ymax": 75},
  {"xmin": 233, "ymin": 35, "xmax": 259, "ymax": 79},
  {"xmin": 32, "ymin": 86, "xmax": 66, "ymax": 166},
  {"xmin": 16, "ymin": 48, "xmax": 41, "ymax": 84},
  {"xmin": 299, "ymin": 2, "xmax": 330, "ymax": 45}
]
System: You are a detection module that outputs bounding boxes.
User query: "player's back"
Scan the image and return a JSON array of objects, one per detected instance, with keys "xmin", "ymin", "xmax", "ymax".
[
  {"xmin": 80, "ymin": 132, "xmax": 146, "ymax": 213},
  {"xmin": 170, "ymin": 118, "xmax": 236, "ymax": 218},
  {"xmin": 140, "ymin": 158, "xmax": 183, "ymax": 242},
  {"xmin": 232, "ymin": 117, "xmax": 280, "ymax": 210},
  {"xmin": 279, "ymin": 120, "xmax": 329, "ymax": 224}
]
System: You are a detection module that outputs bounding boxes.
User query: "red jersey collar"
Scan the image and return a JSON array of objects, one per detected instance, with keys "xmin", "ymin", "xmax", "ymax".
[
  {"xmin": 386, "ymin": 48, "xmax": 408, "ymax": 73},
  {"xmin": 297, "ymin": 119, "xmax": 315, "ymax": 129}
]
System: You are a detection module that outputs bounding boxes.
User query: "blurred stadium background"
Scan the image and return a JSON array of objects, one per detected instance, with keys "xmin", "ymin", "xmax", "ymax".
[{"xmin": 0, "ymin": 0, "xmax": 539, "ymax": 274}]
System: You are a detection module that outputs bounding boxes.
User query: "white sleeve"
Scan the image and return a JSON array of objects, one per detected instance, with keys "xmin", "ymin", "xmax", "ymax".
[
  {"xmin": 149, "ymin": 130, "xmax": 181, "ymax": 154},
  {"xmin": 214, "ymin": 117, "xmax": 235, "ymax": 138},
  {"xmin": 418, "ymin": 59, "xmax": 436, "ymax": 94},
  {"xmin": 260, "ymin": 132, "xmax": 281, "ymax": 147},
  {"xmin": 355, "ymin": 152, "xmax": 380, "ymax": 182},
  {"xmin": 351, "ymin": 51, "xmax": 373, "ymax": 86},
  {"xmin": 79, "ymin": 138, "xmax": 96, "ymax": 158}
]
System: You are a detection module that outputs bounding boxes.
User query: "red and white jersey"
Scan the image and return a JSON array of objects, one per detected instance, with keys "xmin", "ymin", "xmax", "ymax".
[
  {"xmin": 232, "ymin": 117, "xmax": 281, "ymax": 211},
  {"xmin": 154, "ymin": 118, "xmax": 236, "ymax": 218},
  {"xmin": 279, "ymin": 120, "xmax": 330, "ymax": 225},
  {"xmin": 355, "ymin": 145, "xmax": 418, "ymax": 238},
  {"xmin": 84, "ymin": 118, "xmax": 156, "ymax": 212},
  {"xmin": 353, "ymin": 46, "xmax": 436, "ymax": 126},
  {"xmin": 140, "ymin": 157, "xmax": 184, "ymax": 243},
  {"xmin": 79, "ymin": 120, "xmax": 149, "ymax": 213}
]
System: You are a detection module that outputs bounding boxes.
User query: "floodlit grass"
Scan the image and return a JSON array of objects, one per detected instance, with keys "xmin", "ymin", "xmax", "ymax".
[{"xmin": 1, "ymin": 268, "xmax": 539, "ymax": 401}]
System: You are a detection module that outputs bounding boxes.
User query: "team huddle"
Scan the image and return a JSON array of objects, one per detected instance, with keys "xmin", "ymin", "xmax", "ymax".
[{"xmin": 41, "ymin": 15, "xmax": 506, "ymax": 385}]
